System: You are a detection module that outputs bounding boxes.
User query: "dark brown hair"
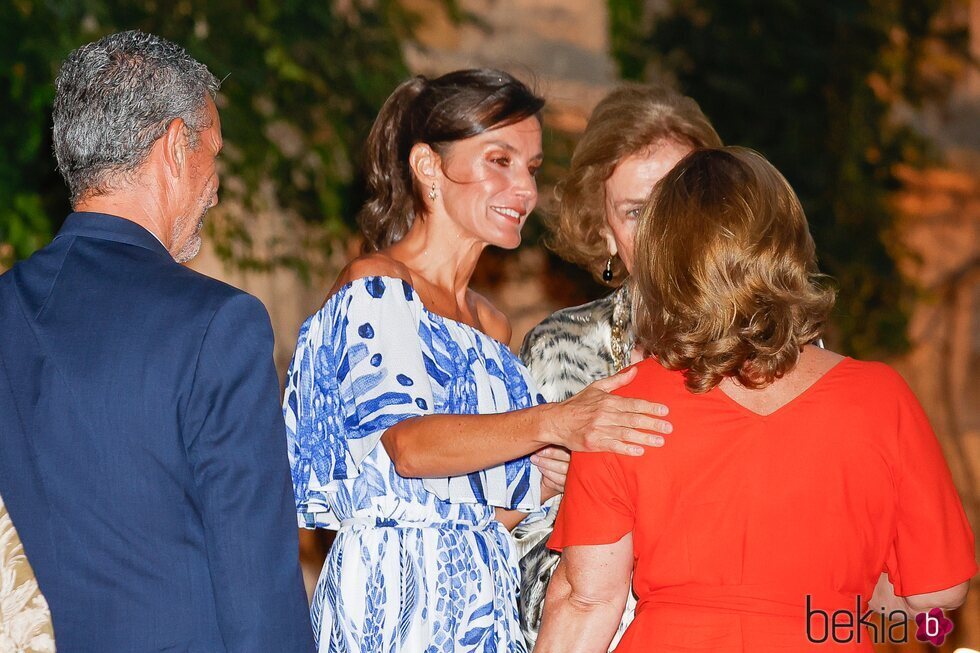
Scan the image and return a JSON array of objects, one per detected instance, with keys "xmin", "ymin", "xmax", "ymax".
[
  {"xmin": 549, "ymin": 83, "xmax": 721, "ymax": 285},
  {"xmin": 358, "ymin": 69, "xmax": 545, "ymax": 250},
  {"xmin": 631, "ymin": 147, "xmax": 836, "ymax": 393}
]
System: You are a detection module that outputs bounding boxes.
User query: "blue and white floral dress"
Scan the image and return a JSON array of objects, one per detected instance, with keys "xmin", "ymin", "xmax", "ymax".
[{"xmin": 284, "ymin": 276, "xmax": 545, "ymax": 652}]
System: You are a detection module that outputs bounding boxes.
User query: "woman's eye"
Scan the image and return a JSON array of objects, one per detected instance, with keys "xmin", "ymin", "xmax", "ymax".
[
  {"xmin": 626, "ymin": 208, "xmax": 641, "ymax": 219},
  {"xmin": 491, "ymin": 156, "xmax": 511, "ymax": 167}
]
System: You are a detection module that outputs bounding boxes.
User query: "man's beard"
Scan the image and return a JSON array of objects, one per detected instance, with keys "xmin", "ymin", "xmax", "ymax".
[{"xmin": 172, "ymin": 189, "xmax": 214, "ymax": 263}]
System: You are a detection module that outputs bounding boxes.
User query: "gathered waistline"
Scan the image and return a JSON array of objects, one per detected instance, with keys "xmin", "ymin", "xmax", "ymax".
[{"xmin": 339, "ymin": 516, "xmax": 499, "ymax": 532}]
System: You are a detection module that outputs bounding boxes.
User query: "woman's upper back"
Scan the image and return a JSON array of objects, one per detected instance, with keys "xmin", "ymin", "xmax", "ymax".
[{"xmin": 555, "ymin": 356, "xmax": 976, "ymax": 612}]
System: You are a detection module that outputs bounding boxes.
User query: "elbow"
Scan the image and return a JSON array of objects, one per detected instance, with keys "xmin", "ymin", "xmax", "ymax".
[
  {"xmin": 382, "ymin": 430, "xmax": 419, "ymax": 478},
  {"xmin": 905, "ymin": 582, "xmax": 970, "ymax": 612},
  {"xmin": 566, "ymin": 589, "xmax": 620, "ymax": 613}
]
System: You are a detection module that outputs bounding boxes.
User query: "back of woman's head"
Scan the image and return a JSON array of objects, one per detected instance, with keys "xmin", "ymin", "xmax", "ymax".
[
  {"xmin": 631, "ymin": 147, "xmax": 836, "ymax": 393},
  {"xmin": 550, "ymin": 83, "xmax": 722, "ymax": 285},
  {"xmin": 359, "ymin": 69, "xmax": 545, "ymax": 250}
]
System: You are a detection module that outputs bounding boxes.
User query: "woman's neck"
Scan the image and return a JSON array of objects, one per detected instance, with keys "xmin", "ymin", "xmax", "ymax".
[{"xmin": 389, "ymin": 212, "xmax": 486, "ymax": 303}]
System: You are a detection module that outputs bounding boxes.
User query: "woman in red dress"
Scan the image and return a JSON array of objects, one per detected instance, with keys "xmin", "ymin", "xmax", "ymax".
[{"xmin": 536, "ymin": 147, "xmax": 976, "ymax": 652}]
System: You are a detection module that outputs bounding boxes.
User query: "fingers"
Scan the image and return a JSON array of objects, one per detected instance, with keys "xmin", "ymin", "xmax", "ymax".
[
  {"xmin": 531, "ymin": 451, "xmax": 570, "ymax": 475},
  {"xmin": 538, "ymin": 465, "xmax": 567, "ymax": 495},
  {"xmin": 597, "ymin": 430, "xmax": 664, "ymax": 457},
  {"xmin": 625, "ymin": 413, "xmax": 672, "ymax": 436},
  {"xmin": 623, "ymin": 430, "xmax": 665, "ymax": 448},
  {"xmin": 617, "ymin": 397, "xmax": 669, "ymax": 418},
  {"xmin": 533, "ymin": 446, "xmax": 571, "ymax": 462},
  {"xmin": 605, "ymin": 440, "xmax": 646, "ymax": 457},
  {"xmin": 589, "ymin": 366, "xmax": 637, "ymax": 393}
]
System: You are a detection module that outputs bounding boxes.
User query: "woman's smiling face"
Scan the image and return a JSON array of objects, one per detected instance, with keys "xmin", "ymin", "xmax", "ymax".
[{"xmin": 436, "ymin": 116, "xmax": 543, "ymax": 250}]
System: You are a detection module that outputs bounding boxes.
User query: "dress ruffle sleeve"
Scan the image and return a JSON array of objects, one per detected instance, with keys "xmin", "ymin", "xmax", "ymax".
[{"xmin": 284, "ymin": 276, "xmax": 541, "ymax": 528}]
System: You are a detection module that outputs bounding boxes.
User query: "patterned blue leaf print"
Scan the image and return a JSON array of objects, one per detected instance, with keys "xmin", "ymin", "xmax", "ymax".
[
  {"xmin": 474, "ymin": 533, "xmax": 490, "ymax": 566},
  {"xmin": 510, "ymin": 463, "xmax": 530, "ymax": 507},
  {"xmin": 358, "ymin": 322, "xmax": 375, "ymax": 339},
  {"xmin": 354, "ymin": 412, "xmax": 418, "ymax": 438},
  {"xmin": 398, "ymin": 535, "xmax": 419, "ymax": 646},
  {"xmin": 505, "ymin": 457, "xmax": 520, "ymax": 486},
  {"xmin": 335, "ymin": 341, "xmax": 370, "ymax": 384},
  {"xmin": 354, "ymin": 390, "xmax": 414, "ymax": 418},
  {"xmin": 470, "ymin": 601, "xmax": 494, "ymax": 621},
  {"xmin": 482, "ymin": 630, "xmax": 498, "ymax": 653},
  {"xmin": 349, "ymin": 369, "xmax": 387, "ymax": 399},
  {"xmin": 366, "ymin": 276, "xmax": 387, "ymax": 298},
  {"xmin": 435, "ymin": 498, "xmax": 452, "ymax": 518},
  {"xmin": 467, "ymin": 472, "xmax": 487, "ymax": 503},
  {"xmin": 460, "ymin": 625, "xmax": 490, "ymax": 646},
  {"xmin": 352, "ymin": 462, "xmax": 386, "ymax": 510},
  {"xmin": 422, "ymin": 352, "xmax": 451, "ymax": 386},
  {"xmin": 283, "ymin": 277, "xmax": 546, "ymax": 651},
  {"xmin": 387, "ymin": 459, "xmax": 414, "ymax": 501}
]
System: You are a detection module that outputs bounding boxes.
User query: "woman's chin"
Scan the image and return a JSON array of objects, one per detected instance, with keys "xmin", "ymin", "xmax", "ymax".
[{"xmin": 492, "ymin": 233, "xmax": 522, "ymax": 250}]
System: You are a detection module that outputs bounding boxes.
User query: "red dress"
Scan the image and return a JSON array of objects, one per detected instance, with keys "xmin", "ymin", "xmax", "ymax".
[{"xmin": 549, "ymin": 357, "xmax": 976, "ymax": 652}]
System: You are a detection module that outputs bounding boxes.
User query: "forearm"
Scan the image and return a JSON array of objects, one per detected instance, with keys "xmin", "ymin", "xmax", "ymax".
[
  {"xmin": 536, "ymin": 562, "xmax": 625, "ymax": 653},
  {"xmin": 382, "ymin": 404, "xmax": 556, "ymax": 478}
]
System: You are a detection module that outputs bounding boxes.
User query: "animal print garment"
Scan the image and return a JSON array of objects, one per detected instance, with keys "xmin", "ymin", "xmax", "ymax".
[{"xmin": 515, "ymin": 286, "xmax": 637, "ymax": 651}]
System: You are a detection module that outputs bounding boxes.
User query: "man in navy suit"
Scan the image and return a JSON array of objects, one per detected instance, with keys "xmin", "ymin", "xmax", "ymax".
[{"xmin": 0, "ymin": 31, "xmax": 314, "ymax": 651}]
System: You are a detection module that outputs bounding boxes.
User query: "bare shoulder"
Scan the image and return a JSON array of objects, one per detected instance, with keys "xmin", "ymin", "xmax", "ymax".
[
  {"xmin": 470, "ymin": 290, "xmax": 512, "ymax": 345},
  {"xmin": 328, "ymin": 253, "xmax": 415, "ymax": 298}
]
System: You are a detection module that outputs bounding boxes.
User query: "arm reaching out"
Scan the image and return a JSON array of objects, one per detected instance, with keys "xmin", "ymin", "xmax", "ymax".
[
  {"xmin": 536, "ymin": 535, "xmax": 634, "ymax": 653},
  {"xmin": 384, "ymin": 366, "xmax": 671, "ymax": 478}
]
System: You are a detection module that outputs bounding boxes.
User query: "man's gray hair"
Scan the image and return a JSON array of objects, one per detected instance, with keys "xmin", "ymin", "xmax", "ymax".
[{"xmin": 53, "ymin": 30, "xmax": 220, "ymax": 205}]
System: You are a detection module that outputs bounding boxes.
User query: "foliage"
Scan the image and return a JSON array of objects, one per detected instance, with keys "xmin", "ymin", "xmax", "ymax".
[
  {"xmin": 0, "ymin": 0, "xmax": 430, "ymax": 269},
  {"xmin": 608, "ymin": 0, "xmax": 971, "ymax": 356}
]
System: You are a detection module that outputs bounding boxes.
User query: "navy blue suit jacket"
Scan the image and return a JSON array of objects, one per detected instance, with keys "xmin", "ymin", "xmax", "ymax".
[{"xmin": 0, "ymin": 213, "xmax": 313, "ymax": 652}]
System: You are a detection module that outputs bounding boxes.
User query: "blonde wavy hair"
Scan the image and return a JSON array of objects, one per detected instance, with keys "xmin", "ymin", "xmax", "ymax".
[
  {"xmin": 549, "ymin": 83, "xmax": 721, "ymax": 285},
  {"xmin": 631, "ymin": 147, "xmax": 836, "ymax": 394}
]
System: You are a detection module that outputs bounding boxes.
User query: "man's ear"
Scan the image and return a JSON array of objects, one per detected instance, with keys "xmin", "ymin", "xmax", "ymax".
[
  {"xmin": 160, "ymin": 117, "xmax": 189, "ymax": 178},
  {"xmin": 408, "ymin": 143, "xmax": 441, "ymax": 184}
]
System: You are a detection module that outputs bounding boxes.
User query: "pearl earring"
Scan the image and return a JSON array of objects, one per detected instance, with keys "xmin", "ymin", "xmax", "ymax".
[
  {"xmin": 427, "ymin": 183, "xmax": 438, "ymax": 200},
  {"xmin": 602, "ymin": 257, "xmax": 614, "ymax": 282}
]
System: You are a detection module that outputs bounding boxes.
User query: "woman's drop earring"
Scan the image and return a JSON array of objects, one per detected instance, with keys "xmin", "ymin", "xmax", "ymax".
[
  {"xmin": 602, "ymin": 257, "xmax": 614, "ymax": 282},
  {"xmin": 428, "ymin": 183, "xmax": 438, "ymax": 200}
]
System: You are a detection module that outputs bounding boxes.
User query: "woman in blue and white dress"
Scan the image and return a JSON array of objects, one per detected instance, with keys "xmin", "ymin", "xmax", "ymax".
[{"xmin": 284, "ymin": 69, "xmax": 672, "ymax": 653}]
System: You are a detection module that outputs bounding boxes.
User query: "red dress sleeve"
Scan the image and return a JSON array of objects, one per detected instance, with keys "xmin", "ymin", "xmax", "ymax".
[
  {"xmin": 548, "ymin": 450, "xmax": 635, "ymax": 552},
  {"xmin": 883, "ymin": 371, "xmax": 977, "ymax": 596}
]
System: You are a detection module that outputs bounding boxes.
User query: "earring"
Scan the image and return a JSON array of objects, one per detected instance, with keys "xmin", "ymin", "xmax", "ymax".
[
  {"xmin": 427, "ymin": 183, "xmax": 438, "ymax": 200},
  {"xmin": 602, "ymin": 257, "xmax": 614, "ymax": 282}
]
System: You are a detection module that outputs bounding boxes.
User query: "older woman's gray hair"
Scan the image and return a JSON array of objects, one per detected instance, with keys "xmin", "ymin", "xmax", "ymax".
[{"xmin": 52, "ymin": 30, "xmax": 220, "ymax": 206}]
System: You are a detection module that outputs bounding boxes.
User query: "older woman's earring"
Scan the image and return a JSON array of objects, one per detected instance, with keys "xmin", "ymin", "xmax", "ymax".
[
  {"xmin": 602, "ymin": 257, "xmax": 614, "ymax": 282},
  {"xmin": 428, "ymin": 183, "xmax": 438, "ymax": 200}
]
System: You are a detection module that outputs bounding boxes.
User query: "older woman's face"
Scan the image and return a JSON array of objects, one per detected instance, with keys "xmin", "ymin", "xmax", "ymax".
[{"xmin": 603, "ymin": 140, "xmax": 693, "ymax": 273}]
